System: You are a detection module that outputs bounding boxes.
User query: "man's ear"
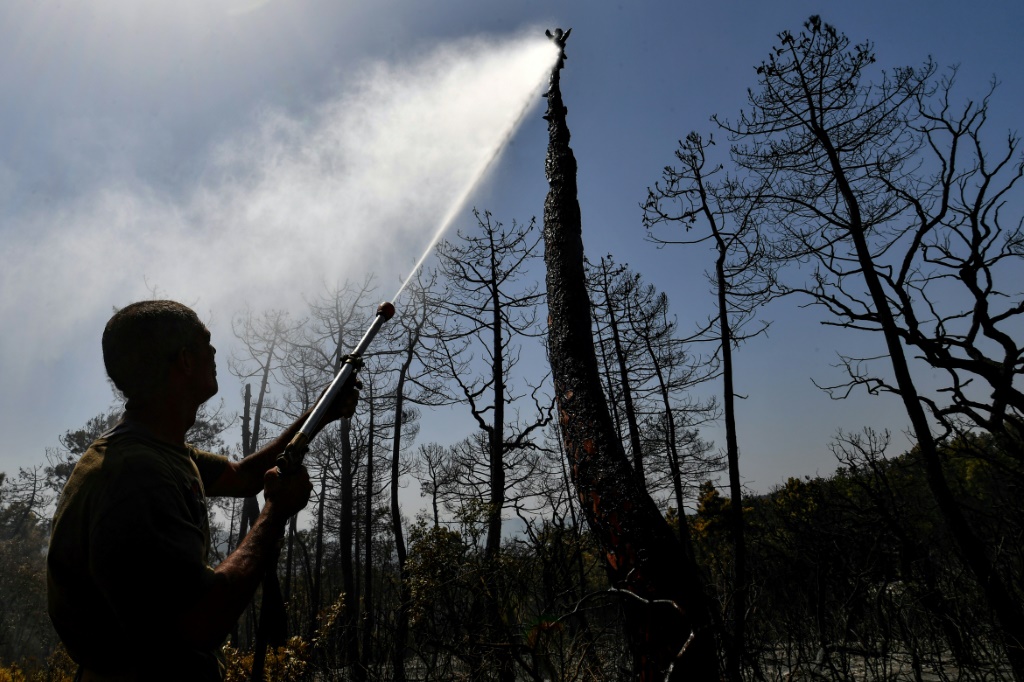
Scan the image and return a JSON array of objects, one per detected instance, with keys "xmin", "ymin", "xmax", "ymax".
[{"xmin": 173, "ymin": 346, "xmax": 195, "ymax": 375}]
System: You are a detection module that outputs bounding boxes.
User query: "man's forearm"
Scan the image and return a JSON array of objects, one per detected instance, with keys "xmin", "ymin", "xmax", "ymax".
[
  {"xmin": 178, "ymin": 504, "xmax": 289, "ymax": 647},
  {"xmin": 220, "ymin": 410, "xmax": 319, "ymax": 497},
  {"xmin": 211, "ymin": 380, "xmax": 356, "ymax": 498},
  {"xmin": 240, "ymin": 416, "xmax": 307, "ymax": 486}
]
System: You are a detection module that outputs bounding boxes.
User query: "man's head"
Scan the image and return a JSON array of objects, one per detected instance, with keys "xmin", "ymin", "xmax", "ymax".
[{"xmin": 102, "ymin": 301, "xmax": 217, "ymax": 409}]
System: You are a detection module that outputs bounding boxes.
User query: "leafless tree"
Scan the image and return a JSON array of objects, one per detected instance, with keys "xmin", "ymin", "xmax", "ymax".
[
  {"xmin": 541, "ymin": 28, "xmax": 720, "ymax": 682},
  {"xmin": 715, "ymin": 15, "xmax": 1024, "ymax": 675},
  {"xmin": 431, "ymin": 208, "xmax": 553, "ymax": 680},
  {"xmin": 644, "ymin": 130, "xmax": 774, "ymax": 681}
]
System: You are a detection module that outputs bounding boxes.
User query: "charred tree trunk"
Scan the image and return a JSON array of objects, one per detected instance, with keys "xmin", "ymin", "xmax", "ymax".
[
  {"xmin": 810, "ymin": 103, "xmax": 1024, "ymax": 680},
  {"xmin": 644, "ymin": 334, "xmax": 698, "ymax": 561},
  {"xmin": 540, "ymin": 28, "xmax": 719, "ymax": 681},
  {"xmin": 362, "ymin": 382, "xmax": 376, "ymax": 673},
  {"xmin": 339, "ymin": 417, "xmax": 365, "ymax": 680},
  {"xmin": 596, "ymin": 257, "xmax": 648, "ymax": 491},
  {"xmin": 390, "ymin": 339, "xmax": 415, "ymax": 682},
  {"xmin": 487, "ymin": 273, "xmax": 507, "ymax": 564},
  {"xmin": 311, "ymin": 464, "xmax": 327, "ymax": 634},
  {"xmin": 486, "ymin": 256, "xmax": 514, "ymax": 682},
  {"xmin": 234, "ymin": 384, "xmax": 257, "ymax": 649},
  {"xmin": 715, "ymin": 241, "xmax": 747, "ymax": 682},
  {"xmin": 247, "ymin": 344, "xmax": 288, "ymax": 682},
  {"xmin": 240, "ymin": 379, "xmax": 284, "ymax": 682},
  {"xmin": 284, "ymin": 515, "xmax": 296, "ymax": 617}
]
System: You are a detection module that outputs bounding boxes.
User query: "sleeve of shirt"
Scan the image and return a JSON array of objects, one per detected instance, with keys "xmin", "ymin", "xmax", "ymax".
[
  {"xmin": 88, "ymin": 458, "xmax": 216, "ymax": 640},
  {"xmin": 191, "ymin": 447, "xmax": 229, "ymax": 491}
]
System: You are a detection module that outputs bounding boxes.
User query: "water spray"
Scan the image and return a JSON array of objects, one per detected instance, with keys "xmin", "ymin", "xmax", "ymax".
[
  {"xmin": 390, "ymin": 39, "xmax": 559, "ymax": 303},
  {"xmin": 276, "ymin": 36, "xmax": 559, "ymax": 471},
  {"xmin": 276, "ymin": 300, "xmax": 396, "ymax": 473}
]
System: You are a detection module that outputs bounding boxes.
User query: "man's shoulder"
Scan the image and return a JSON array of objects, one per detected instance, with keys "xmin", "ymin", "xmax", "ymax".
[
  {"xmin": 51, "ymin": 435, "xmax": 179, "ymax": 542},
  {"xmin": 71, "ymin": 433, "xmax": 195, "ymax": 499},
  {"xmin": 98, "ymin": 433, "xmax": 182, "ymax": 470}
]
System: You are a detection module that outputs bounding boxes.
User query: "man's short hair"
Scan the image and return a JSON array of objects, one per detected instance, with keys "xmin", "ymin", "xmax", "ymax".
[{"xmin": 102, "ymin": 301, "xmax": 205, "ymax": 405}]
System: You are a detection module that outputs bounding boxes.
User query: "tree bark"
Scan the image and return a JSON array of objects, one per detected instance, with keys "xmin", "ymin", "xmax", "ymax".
[
  {"xmin": 390, "ymin": 336, "xmax": 415, "ymax": 682},
  {"xmin": 596, "ymin": 258, "xmax": 648, "ymax": 491},
  {"xmin": 715, "ymin": 239, "xmax": 747, "ymax": 682},
  {"xmin": 540, "ymin": 28, "xmax": 719, "ymax": 681},
  {"xmin": 362, "ymin": 383, "xmax": 375, "ymax": 673},
  {"xmin": 339, "ymin": 417, "xmax": 365, "ymax": 680}
]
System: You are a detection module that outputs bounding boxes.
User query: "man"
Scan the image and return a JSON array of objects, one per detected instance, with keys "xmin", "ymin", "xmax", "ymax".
[{"xmin": 47, "ymin": 300, "xmax": 358, "ymax": 681}]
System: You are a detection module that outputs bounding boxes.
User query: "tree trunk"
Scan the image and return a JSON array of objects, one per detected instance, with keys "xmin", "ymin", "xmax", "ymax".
[
  {"xmin": 646, "ymin": 337, "xmax": 699, "ymax": 562},
  {"xmin": 540, "ymin": 29, "xmax": 719, "ymax": 681},
  {"xmin": 391, "ymin": 344, "xmax": 414, "ymax": 682},
  {"xmin": 234, "ymin": 384, "xmax": 256, "ymax": 649},
  {"xmin": 487, "ymin": 249, "xmax": 514, "ymax": 682},
  {"xmin": 246, "ymin": 342, "xmax": 287, "ymax": 681},
  {"xmin": 339, "ymin": 418, "xmax": 365, "ymax": 680},
  {"xmin": 597, "ymin": 260, "xmax": 647, "ymax": 491},
  {"xmin": 312, "ymin": 465, "xmax": 327, "ymax": 635},
  {"xmin": 715, "ymin": 245, "xmax": 747, "ymax": 682},
  {"xmin": 362, "ymin": 384, "xmax": 376, "ymax": 673},
  {"xmin": 285, "ymin": 516, "xmax": 296, "ymax": 627},
  {"xmin": 819, "ymin": 123, "xmax": 1024, "ymax": 680}
]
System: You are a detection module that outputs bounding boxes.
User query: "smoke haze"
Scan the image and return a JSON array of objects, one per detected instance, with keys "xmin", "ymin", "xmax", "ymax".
[{"xmin": 1, "ymin": 31, "xmax": 557, "ymax": 389}]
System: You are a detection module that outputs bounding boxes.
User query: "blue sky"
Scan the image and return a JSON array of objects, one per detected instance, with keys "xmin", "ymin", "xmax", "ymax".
[{"xmin": 2, "ymin": 0, "xmax": 1022, "ymax": 495}]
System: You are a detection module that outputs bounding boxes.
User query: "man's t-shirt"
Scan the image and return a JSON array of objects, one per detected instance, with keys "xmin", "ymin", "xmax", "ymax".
[{"xmin": 47, "ymin": 422, "xmax": 229, "ymax": 680}]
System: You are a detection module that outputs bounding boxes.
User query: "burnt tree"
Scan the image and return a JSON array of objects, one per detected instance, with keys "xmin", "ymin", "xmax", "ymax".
[
  {"xmin": 431, "ymin": 205, "xmax": 551, "ymax": 680},
  {"xmin": 588, "ymin": 256, "xmax": 649, "ymax": 491},
  {"xmin": 715, "ymin": 17, "xmax": 1024, "ymax": 675},
  {"xmin": 644, "ymin": 131, "xmax": 774, "ymax": 681},
  {"xmin": 229, "ymin": 309, "xmax": 296, "ymax": 677},
  {"xmin": 540, "ymin": 28, "xmax": 720, "ymax": 681}
]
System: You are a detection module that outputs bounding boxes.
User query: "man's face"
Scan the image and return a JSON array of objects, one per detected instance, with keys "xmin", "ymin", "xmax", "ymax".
[{"xmin": 188, "ymin": 328, "xmax": 219, "ymax": 404}]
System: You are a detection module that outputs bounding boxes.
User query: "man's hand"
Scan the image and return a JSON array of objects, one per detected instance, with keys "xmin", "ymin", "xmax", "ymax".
[
  {"xmin": 210, "ymin": 373, "xmax": 361, "ymax": 500},
  {"xmin": 263, "ymin": 465, "xmax": 313, "ymax": 521},
  {"xmin": 321, "ymin": 372, "xmax": 362, "ymax": 423}
]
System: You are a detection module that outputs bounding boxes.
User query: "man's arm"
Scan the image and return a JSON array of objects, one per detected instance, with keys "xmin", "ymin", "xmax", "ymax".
[
  {"xmin": 207, "ymin": 377, "xmax": 359, "ymax": 498},
  {"xmin": 208, "ymin": 416, "xmax": 306, "ymax": 498},
  {"xmin": 176, "ymin": 466, "xmax": 312, "ymax": 648}
]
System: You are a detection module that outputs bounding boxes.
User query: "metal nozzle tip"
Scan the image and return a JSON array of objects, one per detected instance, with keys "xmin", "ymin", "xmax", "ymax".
[{"xmin": 378, "ymin": 301, "xmax": 396, "ymax": 320}]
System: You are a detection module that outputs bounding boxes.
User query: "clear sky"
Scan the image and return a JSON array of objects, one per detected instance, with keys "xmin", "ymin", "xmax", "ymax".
[{"xmin": 2, "ymin": 0, "xmax": 1022, "ymax": 495}]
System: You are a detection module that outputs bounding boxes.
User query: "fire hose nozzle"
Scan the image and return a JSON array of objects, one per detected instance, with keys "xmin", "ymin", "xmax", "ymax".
[{"xmin": 278, "ymin": 301, "xmax": 396, "ymax": 475}]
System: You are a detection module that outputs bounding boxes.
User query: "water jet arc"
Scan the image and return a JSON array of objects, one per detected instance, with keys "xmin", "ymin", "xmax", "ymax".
[{"xmin": 391, "ymin": 44, "xmax": 557, "ymax": 303}]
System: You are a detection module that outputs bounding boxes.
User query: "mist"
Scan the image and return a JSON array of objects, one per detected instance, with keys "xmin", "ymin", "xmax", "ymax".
[{"xmin": 1, "ymin": 30, "xmax": 558, "ymax": 390}]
